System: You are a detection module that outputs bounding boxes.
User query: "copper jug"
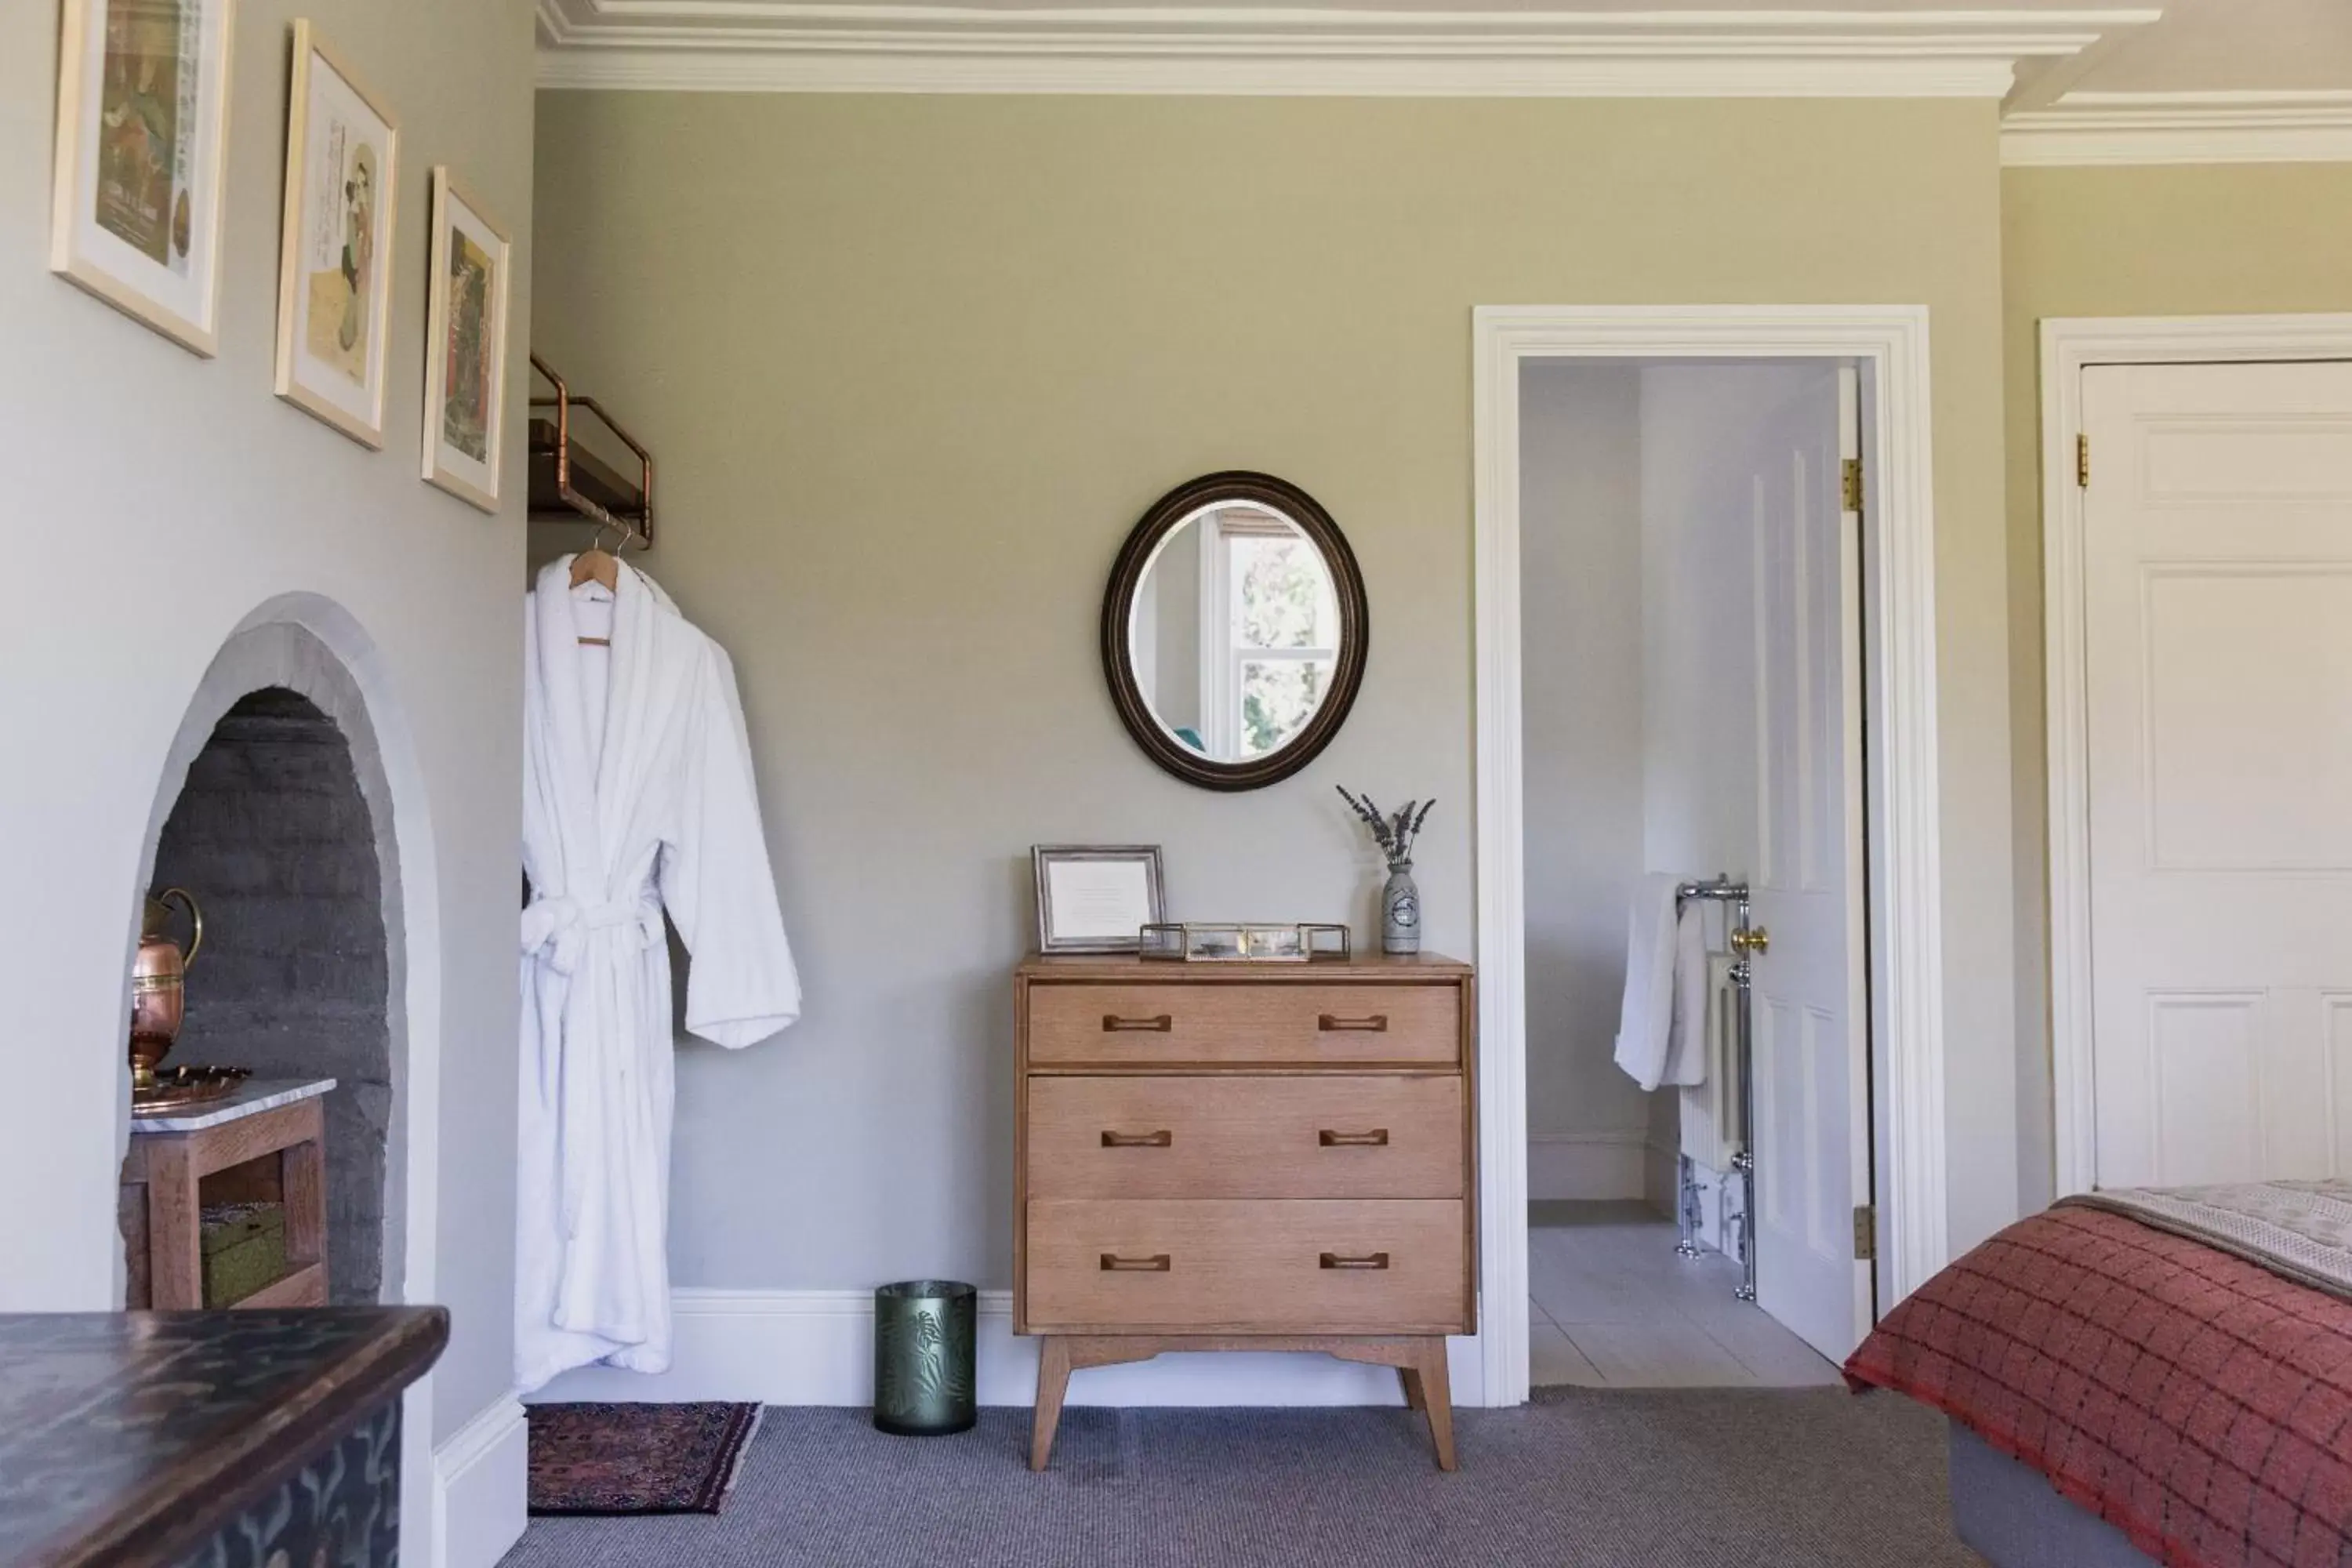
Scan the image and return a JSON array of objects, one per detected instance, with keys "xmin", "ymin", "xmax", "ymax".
[{"xmin": 129, "ymin": 888, "xmax": 203, "ymax": 1092}]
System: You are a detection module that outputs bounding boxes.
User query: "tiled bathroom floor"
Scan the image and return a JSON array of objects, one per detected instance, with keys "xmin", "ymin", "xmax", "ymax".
[{"xmin": 1527, "ymin": 1202, "xmax": 1845, "ymax": 1388}]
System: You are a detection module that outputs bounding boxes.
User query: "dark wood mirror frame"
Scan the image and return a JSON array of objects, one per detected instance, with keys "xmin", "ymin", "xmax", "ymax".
[{"xmin": 1101, "ymin": 471, "xmax": 1370, "ymax": 793}]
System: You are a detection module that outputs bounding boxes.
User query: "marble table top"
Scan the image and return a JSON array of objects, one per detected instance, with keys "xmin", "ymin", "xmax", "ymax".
[
  {"xmin": 0, "ymin": 1308, "xmax": 446, "ymax": 1568},
  {"xmin": 129, "ymin": 1076, "xmax": 336, "ymax": 1134}
]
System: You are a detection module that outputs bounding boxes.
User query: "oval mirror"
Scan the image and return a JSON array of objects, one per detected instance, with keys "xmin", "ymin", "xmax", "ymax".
[{"xmin": 1102, "ymin": 472, "xmax": 1369, "ymax": 791}]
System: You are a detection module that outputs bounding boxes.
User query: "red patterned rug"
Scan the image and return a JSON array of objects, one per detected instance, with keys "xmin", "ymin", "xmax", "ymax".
[{"xmin": 526, "ymin": 1402, "xmax": 764, "ymax": 1515}]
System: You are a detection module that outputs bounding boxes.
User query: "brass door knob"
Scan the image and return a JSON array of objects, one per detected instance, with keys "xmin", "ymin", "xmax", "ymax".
[{"xmin": 1730, "ymin": 926, "xmax": 1771, "ymax": 957}]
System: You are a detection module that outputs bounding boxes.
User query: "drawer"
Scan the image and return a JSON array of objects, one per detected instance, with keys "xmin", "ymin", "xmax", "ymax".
[
  {"xmin": 1027, "ymin": 1076, "xmax": 1464, "ymax": 1200},
  {"xmin": 1023, "ymin": 1198, "xmax": 1468, "ymax": 1334},
  {"xmin": 1025, "ymin": 982, "xmax": 1461, "ymax": 1068}
]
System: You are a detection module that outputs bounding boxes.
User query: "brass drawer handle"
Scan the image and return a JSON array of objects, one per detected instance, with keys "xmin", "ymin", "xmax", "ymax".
[
  {"xmin": 1318, "ymin": 1014, "xmax": 1389, "ymax": 1033},
  {"xmin": 1319, "ymin": 1128, "xmax": 1391, "ymax": 1148},
  {"xmin": 1103, "ymin": 1014, "xmax": 1174, "ymax": 1033},
  {"xmin": 1101, "ymin": 1130, "xmax": 1174, "ymax": 1149},
  {"xmin": 1319, "ymin": 1251, "xmax": 1392, "ymax": 1271},
  {"xmin": 1100, "ymin": 1253, "xmax": 1172, "ymax": 1272}
]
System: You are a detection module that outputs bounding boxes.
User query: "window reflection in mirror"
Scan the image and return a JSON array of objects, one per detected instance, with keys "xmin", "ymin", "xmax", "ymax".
[{"xmin": 1127, "ymin": 503, "xmax": 1341, "ymax": 764}]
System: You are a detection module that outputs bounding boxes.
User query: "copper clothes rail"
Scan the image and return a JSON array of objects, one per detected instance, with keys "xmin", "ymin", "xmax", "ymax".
[{"xmin": 528, "ymin": 353, "xmax": 654, "ymax": 547}]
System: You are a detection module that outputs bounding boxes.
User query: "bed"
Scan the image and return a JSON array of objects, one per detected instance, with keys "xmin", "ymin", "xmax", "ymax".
[{"xmin": 1844, "ymin": 1181, "xmax": 2352, "ymax": 1568}]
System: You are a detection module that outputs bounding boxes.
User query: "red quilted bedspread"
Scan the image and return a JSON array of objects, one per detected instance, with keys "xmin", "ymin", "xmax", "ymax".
[{"xmin": 1845, "ymin": 1204, "xmax": 2352, "ymax": 1568}]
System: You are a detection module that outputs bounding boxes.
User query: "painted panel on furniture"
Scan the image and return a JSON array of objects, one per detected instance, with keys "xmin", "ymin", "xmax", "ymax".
[{"xmin": 173, "ymin": 1402, "xmax": 402, "ymax": 1568}]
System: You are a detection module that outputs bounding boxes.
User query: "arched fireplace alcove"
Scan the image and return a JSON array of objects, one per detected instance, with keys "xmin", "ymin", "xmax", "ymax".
[
  {"xmin": 148, "ymin": 686, "xmax": 390, "ymax": 1301},
  {"xmin": 126, "ymin": 608, "xmax": 426, "ymax": 1309}
]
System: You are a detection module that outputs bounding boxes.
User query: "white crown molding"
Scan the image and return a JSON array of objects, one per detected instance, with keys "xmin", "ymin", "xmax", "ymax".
[
  {"xmin": 535, "ymin": 3, "xmax": 2155, "ymax": 96},
  {"xmin": 2002, "ymin": 90, "xmax": 2352, "ymax": 166}
]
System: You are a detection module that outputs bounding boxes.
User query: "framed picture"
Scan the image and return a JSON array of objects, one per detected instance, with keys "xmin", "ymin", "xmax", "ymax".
[
  {"xmin": 49, "ymin": 0, "xmax": 238, "ymax": 356},
  {"xmin": 1032, "ymin": 845, "xmax": 1166, "ymax": 955},
  {"xmin": 420, "ymin": 167, "xmax": 511, "ymax": 512},
  {"xmin": 274, "ymin": 20, "xmax": 398, "ymax": 447}
]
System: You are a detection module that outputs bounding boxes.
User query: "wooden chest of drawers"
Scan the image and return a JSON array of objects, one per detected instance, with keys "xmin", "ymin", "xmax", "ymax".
[{"xmin": 1014, "ymin": 952, "xmax": 1476, "ymax": 1470}]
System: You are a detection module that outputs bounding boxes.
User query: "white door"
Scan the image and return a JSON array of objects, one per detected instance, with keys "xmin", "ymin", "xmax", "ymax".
[
  {"xmin": 2083, "ymin": 361, "xmax": 2352, "ymax": 1189},
  {"xmin": 1748, "ymin": 365, "xmax": 1872, "ymax": 1363}
]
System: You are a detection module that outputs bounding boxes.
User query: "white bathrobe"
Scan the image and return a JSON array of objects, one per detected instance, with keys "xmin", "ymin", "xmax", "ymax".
[{"xmin": 515, "ymin": 556, "xmax": 800, "ymax": 1395}]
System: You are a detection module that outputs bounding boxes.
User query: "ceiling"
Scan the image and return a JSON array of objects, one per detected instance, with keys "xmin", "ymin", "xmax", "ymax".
[
  {"xmin": 537, "ymin": 0, "xmax": 2352, "ymax": 143},
  {"xmin": 2010, "ymin": 0, "xmax": 2352, "ymax": 102}
]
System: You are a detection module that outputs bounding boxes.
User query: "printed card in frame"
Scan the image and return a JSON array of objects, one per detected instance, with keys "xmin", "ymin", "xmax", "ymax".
[
  {"xmin": 274, "ymin": 20, "xmax": 398, "ymax": 448},
  {"xmin": 422, "ymin": 168, "xmax": 511, "ymax": 513},
  {"xmin": 1032, "ymin": 845, "xmax": 1167, "ymax": 954},
  {"xmin": 50, "ymin": 0, "xmax": 238, "ymax": 356}
]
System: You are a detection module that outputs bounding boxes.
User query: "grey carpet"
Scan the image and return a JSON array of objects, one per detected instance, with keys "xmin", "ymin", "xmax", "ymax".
[{"xmin": 503, "ymin": 1385, "xmax": 1983, "ymax": 1566}]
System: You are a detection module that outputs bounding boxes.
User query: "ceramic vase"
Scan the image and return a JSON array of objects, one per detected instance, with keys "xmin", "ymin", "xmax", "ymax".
[{"xmin": 1381, "ymin": 861, "xmax": 1421, "ymax": 956}]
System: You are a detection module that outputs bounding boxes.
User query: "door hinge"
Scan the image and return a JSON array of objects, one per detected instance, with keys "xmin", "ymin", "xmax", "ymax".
[
  {"xmin": 2076, "ymin": 433, "xmax": 2091, "ymax": 488},
  {"xmin": 1840, "ymin": 457, "xmax": 1864, "ymax": 513},
  {"xmin": 1853, "ymin": 1205, "xmax": 1877, "ymax": 1261}
]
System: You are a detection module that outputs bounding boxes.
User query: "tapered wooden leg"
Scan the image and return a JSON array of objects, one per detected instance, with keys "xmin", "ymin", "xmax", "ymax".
[
  {"xmin": 1030, "ymin": 1337, "xmax": 1073, "ymax": 1472},
  {"xmin": 1399, "ymin": 1364, "xmax": 1426, "ymax": 1410},
  {"xmin": 1414, "ymin": 1338, "xmax": 1457, "ymax": 1472}
]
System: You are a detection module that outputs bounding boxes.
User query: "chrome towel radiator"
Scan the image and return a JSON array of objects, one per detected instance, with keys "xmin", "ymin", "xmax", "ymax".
[{"xmin": 1671, "ymin": 876, "xmax": 1766, "ymax": 1305}]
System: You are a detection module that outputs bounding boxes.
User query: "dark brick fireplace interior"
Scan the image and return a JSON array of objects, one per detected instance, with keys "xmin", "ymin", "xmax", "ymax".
[{"xmin": 150, "ymin": 687, "xmax": 390, "ymax": 1305}]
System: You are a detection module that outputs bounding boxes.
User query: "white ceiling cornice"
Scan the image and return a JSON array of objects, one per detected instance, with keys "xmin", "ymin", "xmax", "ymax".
[
  {"xmin": 535, "ymin": 3, "xmax": 2159, "ymax": 96},
  {"xmin": 2001, "ymin": 90, "xmax": 2352, "ymax": 165}
]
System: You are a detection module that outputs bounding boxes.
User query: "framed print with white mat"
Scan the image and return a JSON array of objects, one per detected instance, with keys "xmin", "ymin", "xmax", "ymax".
[
  {"xmin": 274, "ymin": 20, "xmax": 398, "ymax": 447},
  {"xmin": 50, "ymin": 0, "xmax": 237, "ymax": 355},
  {"xmin": 421, "ymin": 167, "xmax": 511, "ymax": 511}
]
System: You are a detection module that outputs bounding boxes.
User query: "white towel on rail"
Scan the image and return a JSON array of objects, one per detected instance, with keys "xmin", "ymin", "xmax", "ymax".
[{"xmin": 1613, "ymin": 874, "xmax": 1710, "ymax": 1092}]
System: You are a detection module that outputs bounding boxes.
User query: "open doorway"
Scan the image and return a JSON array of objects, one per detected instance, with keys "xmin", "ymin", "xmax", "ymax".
[
  {"xmin": 1514, "ymin": 354, "xmax": 1879, "ymax": 1388},
  {"xmin": 1471, "ymin": 305, "xmax": 1948, "ymax": 1410}
]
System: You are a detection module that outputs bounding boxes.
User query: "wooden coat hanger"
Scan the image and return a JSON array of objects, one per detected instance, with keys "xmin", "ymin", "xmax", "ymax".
[{"xmin": 570, "ymin": 525, "xmax": 622, "ymax": 646}]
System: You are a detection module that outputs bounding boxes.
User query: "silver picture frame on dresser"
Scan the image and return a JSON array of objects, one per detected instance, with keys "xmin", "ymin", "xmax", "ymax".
[{"xmin": 1031, "ymin": 844, "xmax": 1166, "ymax": 953}]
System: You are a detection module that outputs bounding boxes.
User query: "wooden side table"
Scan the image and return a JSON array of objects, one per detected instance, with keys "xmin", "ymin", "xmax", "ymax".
[
  {"xmin": 1013, "ymin": 953, "xmax": 1477, "ymax": 1472},
  {"xmin": 120, "ymin": 1078, "xmax": 336, "ymax": 1310}
]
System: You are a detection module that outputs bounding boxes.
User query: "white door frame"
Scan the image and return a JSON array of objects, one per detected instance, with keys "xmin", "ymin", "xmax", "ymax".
[
  {"xmin": 1471, "ymin": 304, "xmax": 1949, "ymax": 1406},
  {"xmin": 2040, "ymin": 313, "xmax": 2352, "ymax": 1199}
]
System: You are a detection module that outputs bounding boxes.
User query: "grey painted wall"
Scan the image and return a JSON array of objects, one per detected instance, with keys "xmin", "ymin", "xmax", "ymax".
[
  {"xmin": 1518, "ymin": 365, "xmax": 1653, "ymax": 1157},
  {"xmin": 0, "ymin": 0, "xmax": 536, "ymax": 1444}
]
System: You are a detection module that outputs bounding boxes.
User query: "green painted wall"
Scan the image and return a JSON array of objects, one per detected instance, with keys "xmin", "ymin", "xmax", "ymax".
[{"xmin": 532, "ymin": 93, "xmax": 2020, "ymax": 1312}]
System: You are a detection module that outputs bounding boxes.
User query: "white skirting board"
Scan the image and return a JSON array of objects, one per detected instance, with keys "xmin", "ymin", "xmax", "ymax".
[
  {"xmin": 1526, "ymin": 1129, "xmax": 1651, "ymax": 1201},
  {"xmin": 530, "ymin": 1289, "xmax": 1488, "ymax": 1409},
  {"xmin": 430, "ymin": 1395, "xmax": 528, "ymax": 1568}
]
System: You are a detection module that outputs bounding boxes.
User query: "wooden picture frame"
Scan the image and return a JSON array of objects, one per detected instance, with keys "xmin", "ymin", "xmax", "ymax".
[
  {"xmin": 273, "ymin": 20, "xmax": 398, "ymax": 447},
  {"xmin": 49, "ymin": 0, "xmax": 238, "ymax": 356},
  {"xmin": 1032, "ymin": 845, "xmax": 1166, "ymax": 954},
  {"xmin": 420, "ymin": 167, "xmax": 511, "ymax": 512}
]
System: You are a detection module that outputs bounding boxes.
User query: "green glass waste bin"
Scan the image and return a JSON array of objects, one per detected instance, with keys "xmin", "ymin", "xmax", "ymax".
[{"xmin": 873, "ymin": 1280, "xmax": 977, "ymax": 1436}]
